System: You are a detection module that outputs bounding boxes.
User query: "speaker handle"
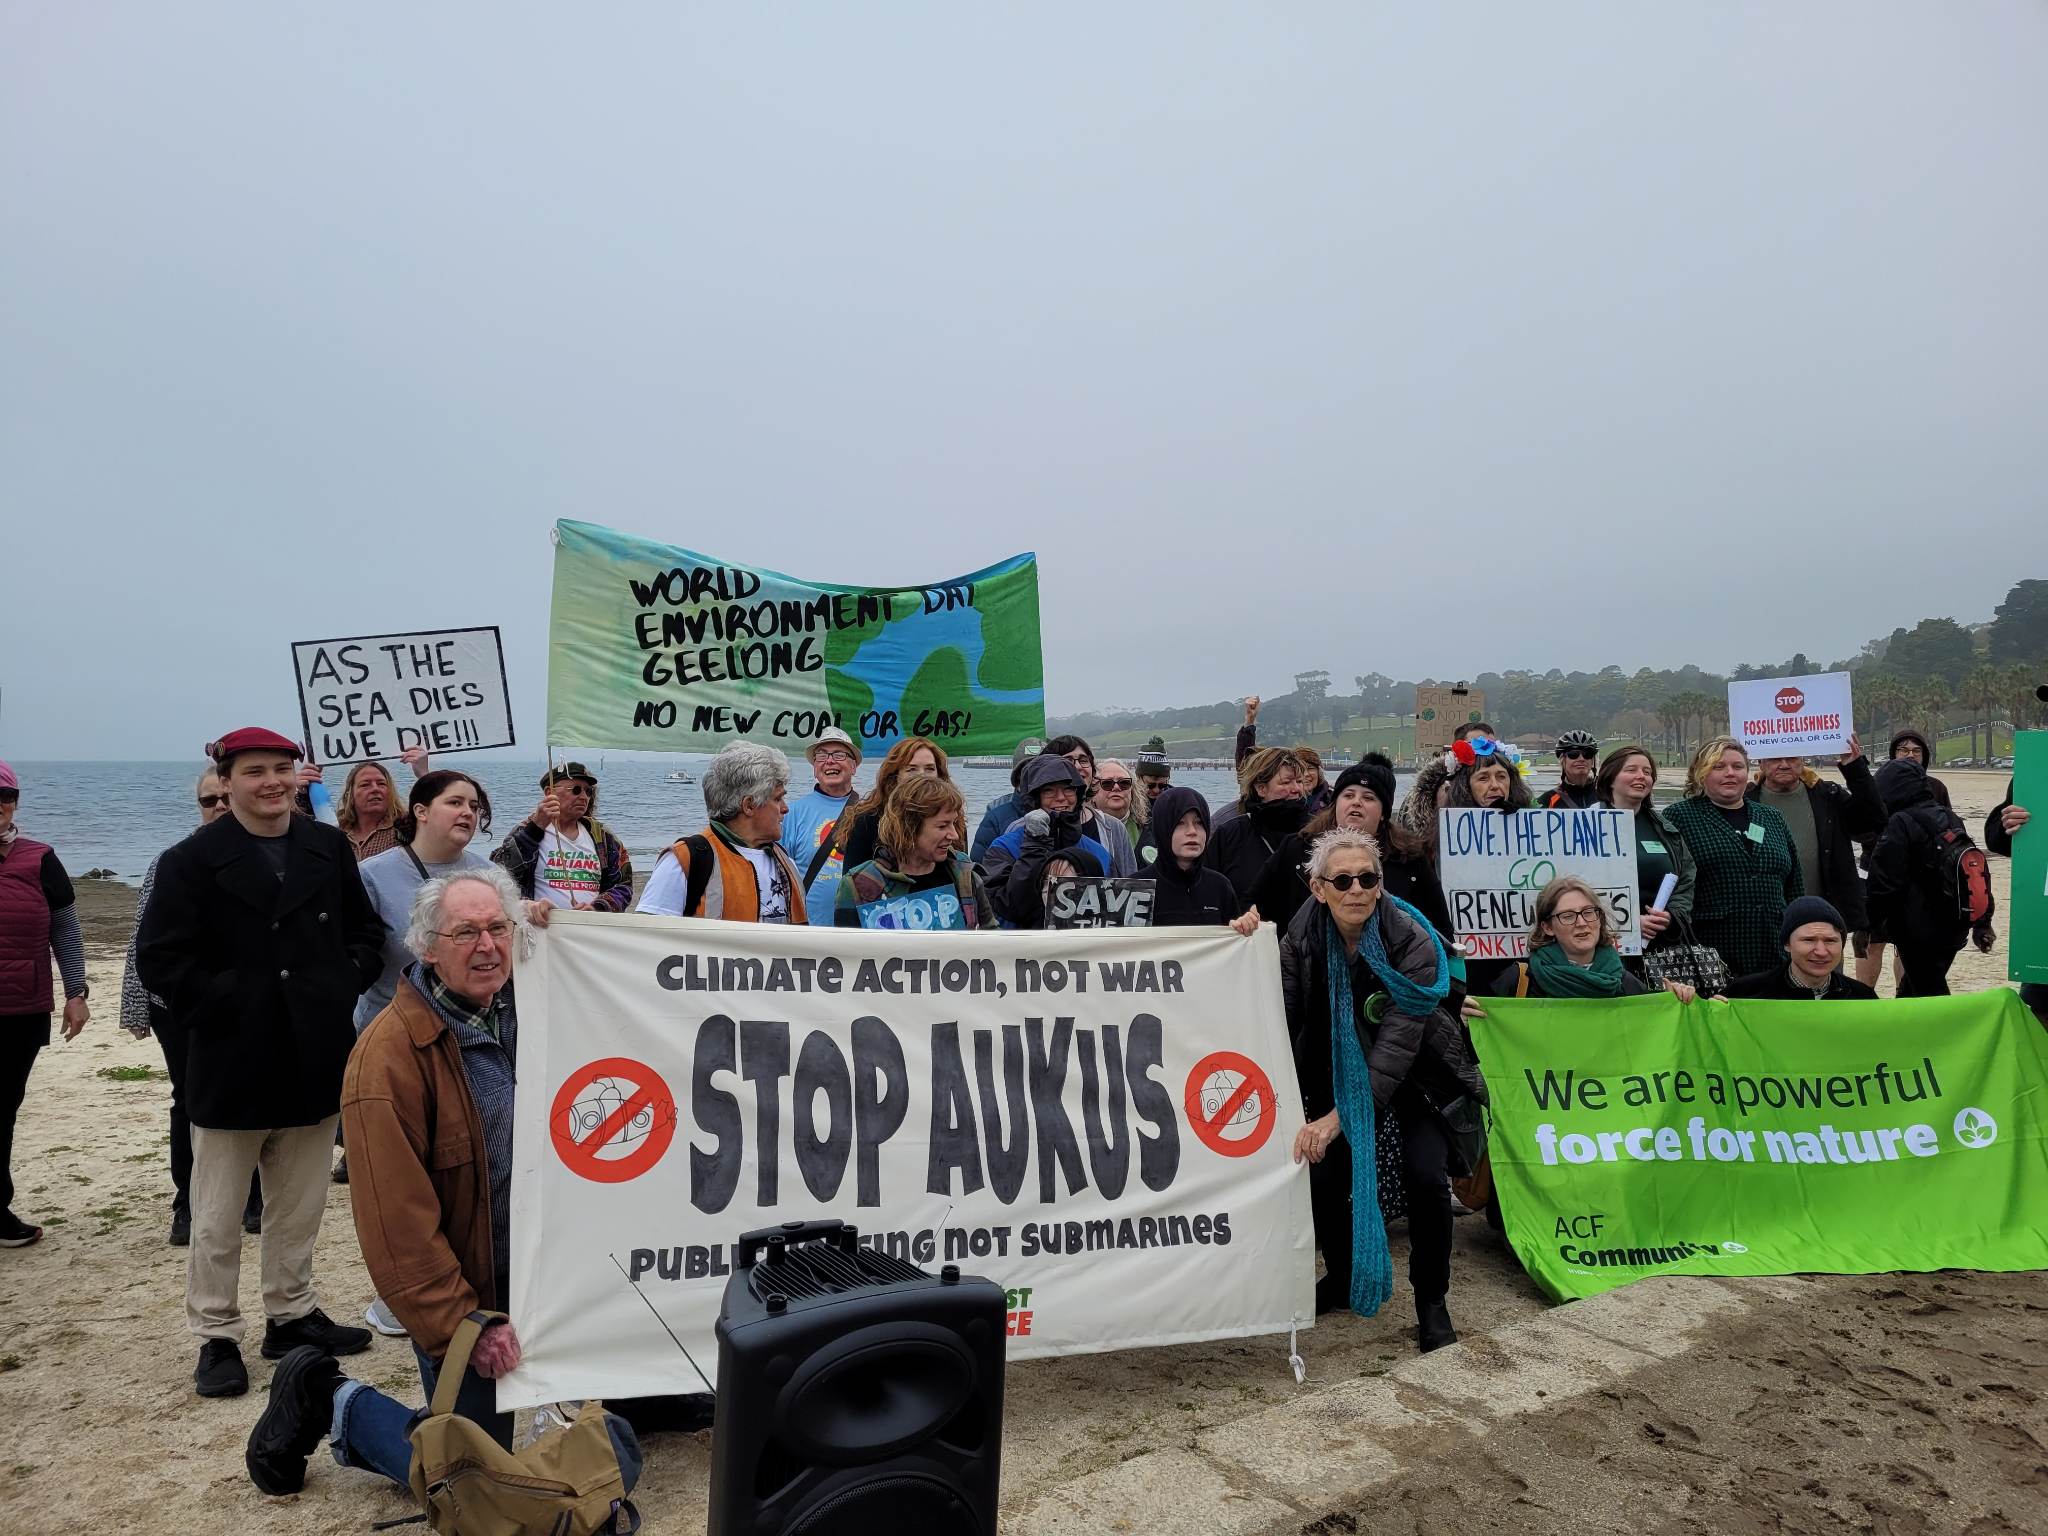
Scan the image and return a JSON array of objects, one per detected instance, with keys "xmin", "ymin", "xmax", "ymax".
[{"xmin": 736, "ymin": 1218, "xmax": 863, "ymax": 1269}]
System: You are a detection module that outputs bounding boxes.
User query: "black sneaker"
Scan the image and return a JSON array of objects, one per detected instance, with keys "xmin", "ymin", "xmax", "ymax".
[
  {"xmin": 242, "ymin": 1202, "xmax": 263, "ymax": 1236},
  {"xmin": 0, "ymin": 1213, "xmax": 43, "ymax": 1248},
  {"xmin": 196, "ymin": 1338, "xmax": 249, "ymax": 1397},
  {"xmin": 246, "ymin": 1346, "xmax": 344, "ymax": 1495},
  {"xmin": 168, "ymin": 1206, "xmax": 191, "ymax": 1247},
  {"xmin": 262, "ymin": 1307, "xmax": 372, "ymax": 1360}
]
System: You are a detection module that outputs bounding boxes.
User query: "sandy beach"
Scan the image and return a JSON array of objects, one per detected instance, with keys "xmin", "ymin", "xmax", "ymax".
[{"xmin": 1, "ymin": 769, "xmax": 2040, "ymax": 1534}]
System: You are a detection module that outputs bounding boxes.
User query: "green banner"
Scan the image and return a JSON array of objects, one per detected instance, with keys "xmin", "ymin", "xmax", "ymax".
[
  {"xmin": 545, "ymin": 520, "xmax": 1045, "ymax": 757},
  {"xmin": 2010, "ymin": 732, "xmax": 2047, "ymax": 986},
  {"xmin": 1468, "ymin": 991, "xmax": 2048, "ymax": 1302}
]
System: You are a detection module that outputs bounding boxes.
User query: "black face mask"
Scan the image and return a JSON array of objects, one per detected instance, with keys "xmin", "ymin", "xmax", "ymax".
[{"xmin": 1249, "ymin": 795, "xmax": 1309, "ymax": 832}]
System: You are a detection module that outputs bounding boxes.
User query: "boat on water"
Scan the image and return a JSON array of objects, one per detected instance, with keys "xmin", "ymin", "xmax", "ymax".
[{"xmin": 666, "ymin": 770, "xmax": 693, "ymax": 784}]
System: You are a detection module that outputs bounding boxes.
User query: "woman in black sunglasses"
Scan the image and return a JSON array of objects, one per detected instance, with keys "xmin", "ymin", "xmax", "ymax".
[{"xmin": 1279, "ymin": 827, "xmax": 1486, "ymax": 1353}]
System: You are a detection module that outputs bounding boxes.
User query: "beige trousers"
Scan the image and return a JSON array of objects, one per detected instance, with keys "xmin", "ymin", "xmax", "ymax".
[{"xmin": 186, "ymin": 1116, "xmax": 338, "ymax": 1343}]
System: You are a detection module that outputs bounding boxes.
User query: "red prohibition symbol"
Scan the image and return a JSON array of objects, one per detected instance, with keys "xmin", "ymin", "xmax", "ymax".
[
  {"xmin": 549, "ymin": 1056, "xmax": 678, "ymax": 1184},
  {"xmin": 1184, "ymin": 1050, "xmax": 1278, "ymax": 1159}
]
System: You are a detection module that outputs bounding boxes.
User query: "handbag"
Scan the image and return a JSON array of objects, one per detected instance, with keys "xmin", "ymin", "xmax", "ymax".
[
  {"xmin": 1640, "ymin": 915, "xmax": 1731, "ymax": 997},
  {"xmin": 1430, "ymin": 1094, "xmax": 1489, "ymax": 1181}
]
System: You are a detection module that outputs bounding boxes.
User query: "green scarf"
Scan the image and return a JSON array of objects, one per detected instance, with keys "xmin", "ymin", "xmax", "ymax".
[{"xmin": 1526, "ymin": 941, "xmax": 1627, "ymax": 998}]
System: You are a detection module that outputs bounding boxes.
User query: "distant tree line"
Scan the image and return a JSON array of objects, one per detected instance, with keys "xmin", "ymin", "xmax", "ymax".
[{"xmin": 1055, "ymin": 579, "xmax": 2048, "ymax": 761}]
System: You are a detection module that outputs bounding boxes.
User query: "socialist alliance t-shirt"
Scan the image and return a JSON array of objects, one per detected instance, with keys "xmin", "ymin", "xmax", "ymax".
[{"xmin": 536, "ymin": 825, "xmax": 602, "ymax": 908}]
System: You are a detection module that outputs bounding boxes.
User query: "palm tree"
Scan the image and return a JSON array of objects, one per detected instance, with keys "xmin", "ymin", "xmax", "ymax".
[
  {"xmin": 1659, "ymin": 697, "xmax": 1688, "ymax": 755},
  {"xmin": 1914, "ymin": 683, "xmax": 1949, "ymax": 755},
  {"xmin": 2006, "ymin": 663, "xmax": 2039, "ymax": 751},
  {"xmin": 1961, "ymin": 665, "xmax": 2001, "ymax": 759}
]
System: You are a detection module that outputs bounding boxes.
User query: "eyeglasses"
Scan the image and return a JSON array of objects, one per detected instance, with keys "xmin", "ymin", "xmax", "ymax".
[
  {"xmin": 814, "ymin": 749, "xmax": 856, "ymax": 764},
  {"xmin": 1559, "ymin": 749, "xmax": 1597, "ymax": 761},
  {"xmin": 1318, "ymin": 870, "xmax": 1381, "ymax": 892},
  {"xmin": 1096, "ymin": 777, "xmax": 1132, "ymax": 790},
  {"xmin": 197, "ymin": 793, "xmax": 229, "ymax": 809},
  {"xmin": 436, "ymin": 921, "xmax": 516, "ymax": 947},
  {"xmin": 1549, "ymin": 907, "xmax": 1602, "ymax": 927}
]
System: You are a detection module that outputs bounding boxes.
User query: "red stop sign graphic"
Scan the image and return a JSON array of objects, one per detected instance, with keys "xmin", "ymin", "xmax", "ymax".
[{"xmin": 1774, "ymin": 687, "xmax": 1805, "ymax": 713}]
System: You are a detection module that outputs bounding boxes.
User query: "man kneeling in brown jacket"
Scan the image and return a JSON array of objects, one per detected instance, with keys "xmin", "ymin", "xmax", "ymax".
[{"xmin": 247, "ymin": 866, "xmax": 546, "ymax": 1496}]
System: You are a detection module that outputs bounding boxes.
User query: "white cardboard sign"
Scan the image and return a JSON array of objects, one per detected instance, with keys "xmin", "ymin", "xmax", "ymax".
[
  {"xmin": 292, "ymin": 626, "xmax": 513, "ymax": 762},
  {"xmin": 1727, "ymin": 672, "xmax": 1853, "ymax": 758}
]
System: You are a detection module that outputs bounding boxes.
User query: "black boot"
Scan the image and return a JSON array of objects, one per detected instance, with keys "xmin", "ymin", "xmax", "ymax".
[
  {"xmin": 247, "ymin": 1346, "xmax": 345, "ymax": 1495},
  {"xmin": 1417, "ymin": 1298, "xmax": 1457, "ymax": 1353}
]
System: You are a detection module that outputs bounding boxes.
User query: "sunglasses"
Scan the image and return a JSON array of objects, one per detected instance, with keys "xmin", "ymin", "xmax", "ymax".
[
  {"xmin": 1560, "ymin": 749, "xmax": 1597, "ymax": 761},
  {"xmin": 197, "ymin": 793, "xmax": 229, "ymax": 809},
  {"xmin": 0, "ymin": 789, "xmax": 17, "ymax": 805},
  {"xmin": 1095, "ymin": 777, "xmax": 1133, "ymax": 790},
  {"xmin": 1318, "ymin": 870, "xmax": 1381, "ymax": 892}
]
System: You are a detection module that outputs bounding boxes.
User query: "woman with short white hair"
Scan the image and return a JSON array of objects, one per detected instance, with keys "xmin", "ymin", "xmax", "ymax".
[
  {"xmin": 1279, "ymin": 827, "xmax": 1485, "ymax": 1354},
  {"xmin": 638, "ymin": 743, "xmax": 805, "ymax": 921}
]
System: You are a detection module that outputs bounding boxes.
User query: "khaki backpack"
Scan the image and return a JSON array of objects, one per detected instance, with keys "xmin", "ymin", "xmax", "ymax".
[{"xmin": 392, "ymin": 1311, "xmax": 643, "ymax": 1536}]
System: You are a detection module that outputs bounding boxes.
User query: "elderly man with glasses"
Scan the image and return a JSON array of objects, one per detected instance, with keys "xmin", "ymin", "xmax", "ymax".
[{"xmin": 782, "ymin": 728, "xmax": 864, "ymax": 926}]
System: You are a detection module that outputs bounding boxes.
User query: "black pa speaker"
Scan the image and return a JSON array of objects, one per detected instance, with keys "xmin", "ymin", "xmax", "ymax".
[{"xmin": 707, "ymin": 1219, "xmax": 1006, "ymax": 1536}]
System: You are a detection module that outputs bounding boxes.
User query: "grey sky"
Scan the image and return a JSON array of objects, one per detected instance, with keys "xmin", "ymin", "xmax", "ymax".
[{"xmin": 5, "ymin": 3, "xmax": 2045, "ymax": 758}]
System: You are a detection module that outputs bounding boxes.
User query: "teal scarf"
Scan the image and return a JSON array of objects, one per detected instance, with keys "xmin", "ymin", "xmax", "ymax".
[
  {"xmin": 1359, "ymin": 895, "xmax": 1451, "ymax": 1016},
  {"xmin": 1325, "ymin": 911, "xmax": 1395, "ymax": 1317},
  {"xmin": 1526, "ymin": 941, "xmax": 1627, "ymax": 998}
]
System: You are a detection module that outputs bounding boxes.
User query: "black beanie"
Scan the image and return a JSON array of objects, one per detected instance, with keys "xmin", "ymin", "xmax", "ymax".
[
  {"xmin": 1333, "ymin": 752, "xmax": 1397, "ymax": 823},
  {"xmin": 1779, "ymin": 895, "xmax": 1846, "ymax": 948}
]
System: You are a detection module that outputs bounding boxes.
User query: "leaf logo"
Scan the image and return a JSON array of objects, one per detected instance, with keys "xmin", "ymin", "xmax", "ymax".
[{"xmin": 1953, "ymin": 1107, "xmax": 1998, "ymax": 1149}]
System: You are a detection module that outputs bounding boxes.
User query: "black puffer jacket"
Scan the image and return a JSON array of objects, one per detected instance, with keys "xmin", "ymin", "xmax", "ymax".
[{"xmin": 1279, "ymin": 895, "xmax": 1485, "ymax": 1119}]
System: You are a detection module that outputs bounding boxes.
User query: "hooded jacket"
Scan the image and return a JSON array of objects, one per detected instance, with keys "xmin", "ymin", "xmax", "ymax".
[
  {"xmin": 1743, "ymin": 757, "xmax": 1884, "ymax": 931},
  {"xmin": 1886, "ymin": 731, "xmax": 1952, "ymax": 811},
  {"xmin": 1867, "ymin": 758, "xmax": 1991, "ymax": 946},
  {"xmin": 1126, "ymin": 787, "xmax": 1244, "ymax": 926},
  {"xmin": 983, "ymin": 756, "xmax": 1111, "ymax": 928}
]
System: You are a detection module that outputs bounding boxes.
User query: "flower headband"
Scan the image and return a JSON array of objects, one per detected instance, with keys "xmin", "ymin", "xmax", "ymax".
[{"xmin": 1445, "ymin": 735, "xmax": 1528, "ymax": 775}]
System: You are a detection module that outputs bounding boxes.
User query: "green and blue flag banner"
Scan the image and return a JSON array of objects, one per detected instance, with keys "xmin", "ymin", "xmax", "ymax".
[{"xmin": 546, "ymin": 519, "xmax": 1045, "ymax": 757}]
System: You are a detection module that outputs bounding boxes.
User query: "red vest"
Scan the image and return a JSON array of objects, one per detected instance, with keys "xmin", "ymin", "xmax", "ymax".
[{"xmin": 0, "ymin": 836, "xmax": 54, "ymax": 1015}]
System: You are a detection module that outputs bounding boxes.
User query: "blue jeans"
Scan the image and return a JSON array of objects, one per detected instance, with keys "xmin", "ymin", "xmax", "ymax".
[{"xmin": 331, "ymin": 1344, "xmax": 515, "ymax": 1488}]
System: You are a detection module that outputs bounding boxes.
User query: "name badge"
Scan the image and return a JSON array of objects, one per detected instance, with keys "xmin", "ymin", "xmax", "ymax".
[
  {"xmin": 1744, "ymin": 823, "xmax": 1766, "ymax": 844},
  {"xmin": 1640, "ymin": 839, "xmax": 1666, "ymax": 855}
]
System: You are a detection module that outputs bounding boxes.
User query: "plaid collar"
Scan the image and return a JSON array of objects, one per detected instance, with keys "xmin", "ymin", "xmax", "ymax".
[{"xmin": 421, "ymin": 965, "xmax": 503, "ymax": 1039}]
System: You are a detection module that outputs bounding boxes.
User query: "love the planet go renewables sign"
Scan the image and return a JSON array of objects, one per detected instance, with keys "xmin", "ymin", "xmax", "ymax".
[{"xmin": 544, "ymin": 520, "xmax": 1046, "ymax": 757}]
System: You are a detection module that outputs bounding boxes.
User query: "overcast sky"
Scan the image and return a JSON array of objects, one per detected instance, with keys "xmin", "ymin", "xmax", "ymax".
[{"xmin": 5, "ymin": 3, "xmax": 2045, "ymax": 758}]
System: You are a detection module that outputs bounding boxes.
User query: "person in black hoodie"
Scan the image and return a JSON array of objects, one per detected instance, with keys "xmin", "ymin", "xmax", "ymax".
[
  {"xmin": 1126, "ymin": 787, "xmax": 1257, "ymax": 928},
  {"xmin": 982, "ymin": 756, "xmax": 1113, "ymax": 929},
  {"xmin": 1853, "ymin": 728, "xmax": 1953, "ymax": 992},
  {"xmin": 1867, "ymin": 758, "xmax": 1995, "ymax": 997},
  {"xmin": 1206, "ymin": 747, "xmax": 1310, "ymax": 909}
]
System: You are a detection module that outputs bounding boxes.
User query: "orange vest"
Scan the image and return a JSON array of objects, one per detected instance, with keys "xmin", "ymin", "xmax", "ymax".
[{"xmin": 668, "ymin": 835, "xmax": 809, "ymax": 924}]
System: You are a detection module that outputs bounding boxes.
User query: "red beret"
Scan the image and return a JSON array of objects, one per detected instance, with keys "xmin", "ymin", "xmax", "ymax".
[{"xmin": 208, "ymin": 727, "xmax": 304, "ymax": 765}]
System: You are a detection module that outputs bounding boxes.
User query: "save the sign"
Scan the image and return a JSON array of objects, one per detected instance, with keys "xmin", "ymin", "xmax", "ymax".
[{"xmin": 1439, "ymin": 807, "xmax": 1642, "ymax": 958}]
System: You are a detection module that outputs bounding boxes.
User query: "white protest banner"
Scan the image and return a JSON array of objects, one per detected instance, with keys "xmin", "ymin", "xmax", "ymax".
[
  {"xmin": 1727, "ymin": 671, "xmax": 1853, "ymax": 758},
  {"xmin": 1439, "ymin": 807, "xmax": 1642, "ymax": 960},
  {"xmin": 1046, "ymin": 877, "xmax": 1155, "ymax": 928},
  {"xmin": 500, "ymin": 914, "xmax": 1313, "ymax": 1409},
  {"xmin": 292, "ymin": 626, "xmax": 513, "ymax": 762}
]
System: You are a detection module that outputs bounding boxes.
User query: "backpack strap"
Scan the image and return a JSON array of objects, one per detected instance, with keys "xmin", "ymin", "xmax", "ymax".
[
  {"xmin": 430, "ymin": 1309, "xmax": 508, "ymax": 1418},
  {"xmin": 803, "ymin": 824, "xmax": 840, "ymax": 891},
  {"xmin": 672, "ymin": 835, "xmax": 716, "ymax": 918},
  {"xmin": 1514, "ymin": 964, "xmax": 1531, "ymax": 999}
]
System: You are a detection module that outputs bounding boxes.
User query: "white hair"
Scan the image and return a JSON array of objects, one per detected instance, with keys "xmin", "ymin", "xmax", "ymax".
[
  {"xmin": 703, "ymin": 742, "xmax": 791, "ymax": 822},
  {"xmin": 406, "ymin": 866, "xmax": 528, "ymax": 961},
  {"xmin": 1307, "ymin": 826, "xmax": 1382, "ymax": 883}
]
